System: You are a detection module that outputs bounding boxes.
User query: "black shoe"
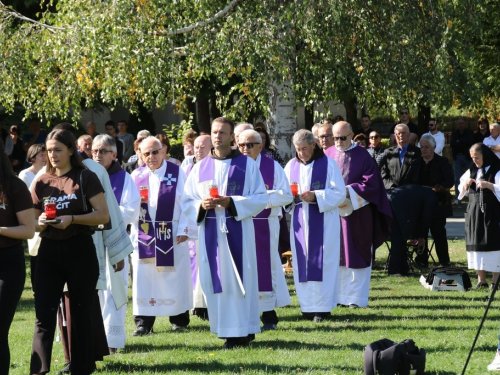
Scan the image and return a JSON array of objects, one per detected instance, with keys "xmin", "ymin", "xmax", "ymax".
[
  {"xmin": 193, "ymin": 308, "xmax": 209, "ymax": 320},
  {"xmin": 58, "ymin": 362, "xmax": 71, "ymax": 374},
  {"xmin": 261, "ymin": 323, "xmax": 277, "ymax": 331},
  {"xmin": 133, "ymin": 326, "xmax": 153, "ymax": 336},
  {"xmin": 223, "ymin": 337, "xmax": 250, "ymax": 350},
  {"xmin": 474, "ymin": 282, "xmax": 489, "ymax": 290},
  {"xmin": 490, "ymin": 283, "xmax": 500, "ymax": 291},
  {"xmin": 441, "ymin": 262, "xmax": 452, "ymax": 268},
  {"xmin": 313, "ymin": 314, "xmax": 325, "ymax": 323},
  {"xmin": 348, "ymin": 304, "xmax": 359, "ymax": 309}
]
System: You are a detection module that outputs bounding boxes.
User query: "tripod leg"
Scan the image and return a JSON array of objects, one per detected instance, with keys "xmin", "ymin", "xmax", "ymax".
[{"xmin": 461, "ymin": 275, "xmax": 500, "ymax": 374}]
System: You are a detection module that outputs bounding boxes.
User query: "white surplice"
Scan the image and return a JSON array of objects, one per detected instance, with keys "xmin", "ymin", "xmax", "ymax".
[
  {"xmin": 284, "ymin": 155, "xmax": 346, "ymax": 313},
  {"xmin": 98, "ymin": 171, "xmax": 140, "ymax": 348},
  {"xmin": 131, "ymin": 160, "xmax": 197, "ymax": 317},
  {"xmin": 180, "ymin": 154, "xmax": 268, "ymax": 338},
  {"xmin": 255, "ymin": 154, "xmax": 292, "ymax": 312}
]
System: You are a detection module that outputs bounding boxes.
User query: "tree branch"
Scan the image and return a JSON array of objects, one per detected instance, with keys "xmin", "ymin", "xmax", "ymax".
[{"xmin": 0, "ymin": 2, "xmax": 65, "ymax": 31}]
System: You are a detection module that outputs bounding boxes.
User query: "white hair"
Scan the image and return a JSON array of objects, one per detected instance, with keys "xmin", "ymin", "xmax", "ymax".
[
  {"xmin": 419, "ymin": 134, "xmax": 436, "ymax": 148},
  {"xmin": 93, "ymin": 134, "xmax": 117, "ymax": 153},
  {"xmin": 239, "ymin": 129, "xmax": 262, "ymax": 143},
  {"xmin": 293, "ymin": 129, "xmax": 315, "ymax": 145},
  {"xmin": 137, "ymin": 130, "xmax": 151, "ymax": 138},
  {"xmin": 140, "ymin": 136, "xmax": 162, "ymax": 150}
]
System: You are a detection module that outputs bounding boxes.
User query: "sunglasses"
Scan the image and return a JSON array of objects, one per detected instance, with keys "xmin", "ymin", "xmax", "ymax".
[
  {"xmin": 333, "ymin": 133, "xmax": 352, "ymax": 141},
  {"xmin": 91, "ymin": 149, "xmax": 113, "ymax": 155},
  {"xmin": 238, "ymin": 142, "xmax": 260, "ymax": 149},
  {"xmin": 369, "ymin": 135, "xmax": 380, "ymax": 139},
  {"xmin": 142, "ymin": 149, "xmax": 161, "ymax": 157}
]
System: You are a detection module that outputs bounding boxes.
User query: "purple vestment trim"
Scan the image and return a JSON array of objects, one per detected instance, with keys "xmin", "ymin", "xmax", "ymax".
[
  {"xmin": 253, "ymin": 155, "xmax": 274, "ymax": 292},
  {"xmin": 290, "ymin": 156, "xmax": 327, "ymax": 282},
  {"xmin": 200, "ymin": 156, "xmax": 246, "ymax": 293},
  {"xmin": 133, "ymin": 164, "xmax": 179, "ymax": 267},
  {"xmin": 109, "ymin": 169, "xmax": 126, "ymax": 205}
]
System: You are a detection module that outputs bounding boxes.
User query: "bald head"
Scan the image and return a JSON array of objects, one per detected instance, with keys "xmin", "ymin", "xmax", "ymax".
[
  {"xmin": 194, "ymin": 135, "xmax": 212, "ymax": 161},
  {"xmin": 234, "ymin": 123, "xmax": 254, "ymax": 145},
  {"xmin": 332, "ymin": 121, "xmax": 353, "ymax": 151}
]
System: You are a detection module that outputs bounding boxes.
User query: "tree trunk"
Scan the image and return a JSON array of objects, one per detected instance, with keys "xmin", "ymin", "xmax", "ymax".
[
  {"xmin": 196, "ymin": 94, "xmax": 211, "ymax": 134},
  {"xmin": 304, "ymin": 105, "xmax": 314, "ymax": 130},
  {"xmin": 417, "ymin": 104, "xmax": 431, "ymax": 137},
  {"xmin": 343, "ymin": 95, "xmax": 358, "ymax": 131},
  {"xmin": 267, "ymin": 82, "xmax": 298, "ymax": 163}
]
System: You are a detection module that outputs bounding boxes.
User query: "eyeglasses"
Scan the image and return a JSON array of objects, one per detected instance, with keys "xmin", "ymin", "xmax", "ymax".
[
  {"xmin": 318, "ymin": 135, "xmax": 333, "ymax": 139},
  {"xmin": 333, "ymin": 133, "xmax": 352, "ymax": 141},
  {"xmin": 238, "ymin": 142, "xmax": 260, "ymax": 149},
  {"xmin": 91, "ymin": 149, "xmax": 113, "ymax": 155},
  {"xmin": 141, "ymin": 149, "xmax": 161, "ymax": 157},
  {"xmin": 369, "ymin": 135, "xmax": 380, "ymax": 139}
]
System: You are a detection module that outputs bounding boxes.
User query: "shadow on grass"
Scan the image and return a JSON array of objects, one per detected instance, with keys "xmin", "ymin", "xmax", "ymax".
[{"xmin": 101, "ymin": 360, "xmax": 360, "ymax": 373}]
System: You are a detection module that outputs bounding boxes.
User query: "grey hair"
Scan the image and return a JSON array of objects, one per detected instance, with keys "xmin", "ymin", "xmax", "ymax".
[
  {"xmin": 419, "ymin": 134, "xmax": 436, "ymax": 148},
  {"xmin": 490, "ymin": 123, "xmax": 500, "ymax": 130},
  {"xmin": 93, "ymin": 134, "xmax": 117, "ymax": 153},
  {"xmin": 311, "ymin": 124, "xmax": 320, "ymax": 137},
  {"xmin": 137, "ymin": 130, "xmax": 151, "ymax": 138},
  {"xmin": 140, "ymin": 136, "xmax": 162, "ymax": 151},
  {"xmin": 318, "ymin": 123, "xmax": 333, "ymax": 131},
  {"xmin": 293, "ymin": 129, "xmax": 315, "ymax": 146},
  {"xmin": 239, "ymin": 129, "xmax": 262, "ymax": 143},
  {"xmin": 394, "ymin": 123, "xmax": 409, "ymax": 133}
]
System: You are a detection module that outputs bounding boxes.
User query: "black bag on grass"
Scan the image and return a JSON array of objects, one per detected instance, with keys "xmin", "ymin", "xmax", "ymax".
[{"xmin": 363, "ymin": 338, "xmax": 426, "ymax": 375}]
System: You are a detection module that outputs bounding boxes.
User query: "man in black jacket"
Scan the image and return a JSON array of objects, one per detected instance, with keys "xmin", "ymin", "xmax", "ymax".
[{"xmin": 380, "ymin": 124, "xmax": 421, "ymax": 189}]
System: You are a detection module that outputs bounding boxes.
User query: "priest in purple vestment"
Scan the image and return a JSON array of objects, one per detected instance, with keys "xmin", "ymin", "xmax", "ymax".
[{"xmin": 325, "ymin": 122, "xmax": 392, "ymax": 308}]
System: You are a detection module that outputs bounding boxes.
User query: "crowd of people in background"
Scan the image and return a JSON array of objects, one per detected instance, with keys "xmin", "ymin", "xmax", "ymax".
[{"xmin": 4, "ymin": 111, "xmax": 500, "ymax": 372}]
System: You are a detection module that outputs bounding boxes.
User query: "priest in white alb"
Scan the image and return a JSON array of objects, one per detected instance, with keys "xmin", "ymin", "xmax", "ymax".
[
  {"xmin": 238, "ymin": 129, "xmax": 292, "ymax": 331},
  {"xmin": 284, "ymin": 129, "xmax": 346, "ymax": 322},
  {"xmin": 180, "ymin": 117, "xmax": 268, "ymax": 349},
  {"xmin": 130, "ymin": 136, "xmax": 197, "ymax": 335}
]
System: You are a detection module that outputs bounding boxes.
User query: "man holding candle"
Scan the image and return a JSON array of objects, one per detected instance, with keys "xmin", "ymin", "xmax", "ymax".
[
  {"xmin": 284, "ymin": 129, "xmax": 346, "ymax": 322},
  {"xmin": 238, "ymin": 129, "xmax": 293, "ymax": 331},
  {"xmin": 180, "ymin": 117, "xmax": 268, "ymax": 349},
  {"xmin": 325, "ymin": 122, "xmax": 391, "ymax": 308},
  {"xmin": 130, "ymin": 136, "xmax": 197, "ymax": 335}
]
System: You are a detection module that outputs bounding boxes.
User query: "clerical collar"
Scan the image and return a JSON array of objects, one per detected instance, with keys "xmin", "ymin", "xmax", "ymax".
[
  {"xmin": 106, "ymin": 160, "xmax": 122, "ymax": 176},
  {"xmin": 295, "ymin": 146, "xmax": 325, "ymax": 165},
  {"xmin": 209, "ymin": 148, "xmax": 242, "ymax": 160},
  {"xmin": 152, "ymin": 160, "xmax": 166, "ymax": 175}
]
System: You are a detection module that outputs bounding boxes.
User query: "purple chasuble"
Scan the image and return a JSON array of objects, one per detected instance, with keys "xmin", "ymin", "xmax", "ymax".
[
  {"xmin": 253, "ymin": 155, "xmax": 274, "ymax": 292},
  {"xmin": 200, "ymin": 155, "xmax": 246, "ymax": 294},
  {"xmin": 133, "ymin": 164, "xmax": 180, "ymax": 268},
  {"xmin": 109, "ymin": 169, "xmax": 126, "ymax": 204},
  {"xmin": 290, "ymin": 156, "xmax": 328, "ymax": 282},
  {"xmin": 325, "ymin": 145, "xmax": 392, "ymax": 268}
]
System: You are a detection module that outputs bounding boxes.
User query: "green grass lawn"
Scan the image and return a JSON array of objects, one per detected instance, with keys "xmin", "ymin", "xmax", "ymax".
[{"xmin": 8, "ymin": 240, "xmax": 500, "ymax": 374}]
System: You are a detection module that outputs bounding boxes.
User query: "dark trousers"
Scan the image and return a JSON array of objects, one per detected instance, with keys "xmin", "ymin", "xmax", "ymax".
[
  {"xmin": 58, "ymin": 291, "xmax": 110, "ymax": 364},
  {"xmin": 31, "ymin": 234, "xmax": 99, "ymax": 375},
  {"xmin": 278, "ymin": 210, "xmax": 290, "ymax": 256},
  {"xmin": 0, "ymin": 244, "xmax": 25, "ymax": 375},
  {"xmin": 134, "ymin": 310, "xmax": 190, "ymax": 329},
  {"xmin": 261, "ymin": 310, "xmax": 279, "ymax": 325},
  {"xmin": 388, "ymin": 220, "xmax": 410, "ymax": 275},
  {"xmin": 429, "ymin": 212, "xmax": 450, "ymax": 265},
  {"xmin": 30, "ymin": 255, "xmax": 38, "ymax": 294}
]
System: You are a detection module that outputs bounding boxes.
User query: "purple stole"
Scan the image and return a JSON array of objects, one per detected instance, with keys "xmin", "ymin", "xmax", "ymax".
[
  {"xmin": 253, "ymin": 155, "xmax": 274, "ymax": 292},
  {"xmin": 201, "ymin": 155, "xmax": 246, "ymax": 294},
  {"xmin": 185, "ymin": 160, "xmax": 197, "ymax": 288},
  {"xmin": 109, "ymin": 169, "xmax": 126, "ymax": 204},
  {"xmin": 133, "ymin": 164, "xmax": 180, "ymax": 268},
  {"xmin": 290, "ymin": 156, "xmax": 327, "ymax": 282}
]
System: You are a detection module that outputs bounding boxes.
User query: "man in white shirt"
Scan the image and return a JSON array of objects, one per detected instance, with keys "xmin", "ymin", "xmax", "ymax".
[
  {"xmin": 419, "ymin": 118, "xmax": 445, "ymax": 156},
  {"xmin": 483, "ymin": 123, "xmax": 500, "ymax": 159}
]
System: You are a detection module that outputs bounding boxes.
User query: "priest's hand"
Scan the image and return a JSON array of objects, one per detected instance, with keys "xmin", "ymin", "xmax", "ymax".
[
  {"xmin": 176, "ymin": 235, "xmax": 188, "ymax": 244},
  {"xmin": 300, "ymin": 191, "xmax": 316, "ymax": 203},
  {"xmin": 202, "ymin": 197, "xmax": 217, "ymax": 210},
  {"xmin": 113, "ymin": 259, "xmax": 125, "ymax": 272},
  {"xmin": 213, "ymin": 196, "xmax": 231, "ymax": 208}
]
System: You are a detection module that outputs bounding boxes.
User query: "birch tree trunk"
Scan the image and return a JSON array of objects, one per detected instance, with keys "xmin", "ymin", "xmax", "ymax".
[{"xmin": 266, "ymin": 82, "xmax": 298, "ymax": 163}]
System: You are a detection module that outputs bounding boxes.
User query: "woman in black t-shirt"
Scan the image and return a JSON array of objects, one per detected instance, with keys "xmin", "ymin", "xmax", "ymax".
[
  {"xmin": 30, "ymin": 129, "xmax": 109, "ymax": 375},
  {"xmin": 0, "ymin": 138, "xmax": 35, "ymax": 375}
]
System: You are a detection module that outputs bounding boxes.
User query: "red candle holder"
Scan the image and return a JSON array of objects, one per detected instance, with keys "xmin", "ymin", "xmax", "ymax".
[
  {"xmin": 290, "ymin": 182, "xmax": 299, "ymax": 197},
  {"xmin": 140, "ymin": 186, "xmax": 149, "ymax": 203},
  {"xmin": 44, "ymin": 199, "xmax": 57, "ymax": 219},
  {"xmin": 209, "ymin": 185, "xmax": 220, "ymax": 199}
]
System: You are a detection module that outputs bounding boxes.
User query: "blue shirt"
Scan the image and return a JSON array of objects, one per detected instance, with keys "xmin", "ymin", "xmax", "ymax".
[{"xmin": 398, "ymin": 144, "xmax": 409, "ymax": 165}]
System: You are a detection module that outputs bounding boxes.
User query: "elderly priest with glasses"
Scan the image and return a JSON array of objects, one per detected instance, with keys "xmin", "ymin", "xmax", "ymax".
[
  {"xmin": 284, "ymin": 129, "xmax": 346, "ymax": 322},
  {"xmin": 325, "ymin": 122, "xmax": 391, "ymax": 308},
  {"xmin": 130, "ymin": 136, "xmax": 197, "ymax": 335}
]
